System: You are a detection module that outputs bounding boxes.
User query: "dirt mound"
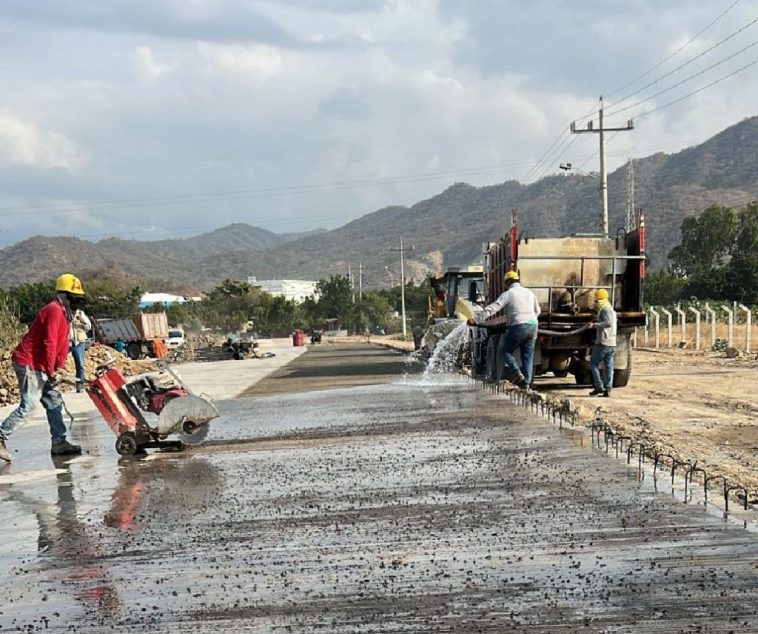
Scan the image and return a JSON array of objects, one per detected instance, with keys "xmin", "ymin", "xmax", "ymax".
[{"xmin": 0, "ymin": 344, "xmax": 154, "ymax": 406}]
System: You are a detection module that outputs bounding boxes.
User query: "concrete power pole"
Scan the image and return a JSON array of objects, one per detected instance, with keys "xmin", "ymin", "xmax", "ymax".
[
  {"xmin": 570, "ymin": 97, "xmax": 634, "ymax": 236},
  {"xmin": 358, "ymin": 261, "xmax": 363, "ymax": 300},
  {"xmin": 389, "ymin": 237, "xmax": 414, "ymax": 339},
  {"xmin": 625, "ymin": 158, "xmax": 637, "ymax": 231}
]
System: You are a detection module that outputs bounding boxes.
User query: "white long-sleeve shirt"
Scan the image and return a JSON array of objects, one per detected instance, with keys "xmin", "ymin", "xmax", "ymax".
[{"xmin": 476, "ymin": 283, "xmax": 541, "ymax": 326}]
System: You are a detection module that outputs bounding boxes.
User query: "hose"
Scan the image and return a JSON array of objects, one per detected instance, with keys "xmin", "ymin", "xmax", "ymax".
[{"xmin": 538, "ymin": 323, "xmax": 593, "ymax": 337}]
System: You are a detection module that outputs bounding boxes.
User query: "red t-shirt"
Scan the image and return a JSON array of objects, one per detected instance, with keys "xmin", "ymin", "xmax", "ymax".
[{"xmin": 12, "ymin": 300, "xmax": 71, "ymax": 375}]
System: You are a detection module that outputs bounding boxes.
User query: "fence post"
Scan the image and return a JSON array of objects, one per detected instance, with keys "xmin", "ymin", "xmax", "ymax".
[
  {"xmin": 660, "ymin": 308, "xmax": 673, "ymax": 348},
  {"xmin": 704, "ymin": 303, "xmax": 716, "ymax": 349},
  {"xmin": 687, "ymin": 307, "xmax": 701, "ymax": 351},
  {"xmin": 654, "ymin": 307, "xmax": 661, "ymax": 350},
  {"xmin": 721, "ymin": 305, "xmax": 734, "ymax": 348},
  {"xmin": 737, "ymin": 304, "xmax": 751, "ymax": 353},
  {"xmin": 675, "ymin": 305, "xmax": 687, "ymax": 346}
]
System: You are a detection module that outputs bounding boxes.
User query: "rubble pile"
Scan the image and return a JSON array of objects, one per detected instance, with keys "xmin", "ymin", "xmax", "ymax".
[
  {"xmin": 0, "ymin": 344, "xmax": 154, "ymax": 406},
  {"xmin": 167, "ymin": 333, "xmax": 226, "ymax": 363}
]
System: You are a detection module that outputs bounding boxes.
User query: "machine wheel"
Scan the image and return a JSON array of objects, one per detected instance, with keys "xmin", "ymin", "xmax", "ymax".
[
  {"xmin": 126, "ymin": 343, "xmax": 142, "ymax": 360},
  {"xmin": 115, "ymin": 433, "xmax": 139, "ymax": 456},
  {"xmin": 553, "ymin": 370, "xmax": 569, "ymax": 378},
  {"xmin": 613, "ymin": 348, "xmax": 632, "ymax": 387}
]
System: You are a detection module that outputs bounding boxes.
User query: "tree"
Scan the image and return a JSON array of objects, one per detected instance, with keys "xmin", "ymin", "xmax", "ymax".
[
  {"xmin": 348, "ymin": 292, "xmax": 391, "ymax": 333},
  {"xmin": 314, "ymin": 275, "xmax": 353, "ymax": 323},
  {"xmin": 726, "ymin": 202, "xmax": 758, "ymax": 303},
  {"xmin": 644, "ymin": 269, "xmax": 687, "ymax": 306},
  {"xmin": 668, "ymin": 205, "xmax": 737, "ymax": 298}
]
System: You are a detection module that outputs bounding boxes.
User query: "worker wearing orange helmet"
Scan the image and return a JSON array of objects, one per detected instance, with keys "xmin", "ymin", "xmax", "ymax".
[
  {"xmin": 589, "ymin": 288, "xmax": 617, "ymax": 397},
  {"xmin": 469, "ymin": 270, "xmax": 540, "ymax": 389},
  {"xmin": 0, "ymin": 274, "xmax": 86, "ymax": 463}
]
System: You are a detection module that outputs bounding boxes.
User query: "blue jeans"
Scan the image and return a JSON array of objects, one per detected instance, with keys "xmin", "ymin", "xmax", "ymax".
[
  {"xmin": 590, "ymin": 344, "xmax": 615, "ymax": 390},
  {"xmin": 501, "ymin": 323, "xmax": 538, "ymax": 385},
  {"xmin": 70, "ymin": 343, "xmax": 86, "ymax": 383},
  {"xmin": 0, "ymin": 364, "xmax": 67, "ymax": 444}
]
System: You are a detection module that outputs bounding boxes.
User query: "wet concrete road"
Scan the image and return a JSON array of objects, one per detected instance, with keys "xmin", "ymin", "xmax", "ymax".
[{"xmin": 1, "ymin": 345, "xmax": 756, "ymax": 633}]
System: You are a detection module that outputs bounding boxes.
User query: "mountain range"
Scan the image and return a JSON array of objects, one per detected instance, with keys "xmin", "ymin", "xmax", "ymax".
[{"xmin": 2, "ymin": 115, "xmax": 757, "ymax": 291}]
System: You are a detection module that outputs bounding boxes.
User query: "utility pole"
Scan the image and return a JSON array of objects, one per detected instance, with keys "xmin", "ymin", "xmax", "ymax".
[
  {"xmin": 358, "ymin": 261, "xmax": 363, "ymax": 300},
  {"xmin": 570, "ymin": 97, "xmax": 634, "ymax": 236},
  {"xmin": 625, "ymin": 158, "xmax": 635, "ymax": 232},
  {"xmin": 348, "ymin": 265, "xmax": 354, "ymax": 303},
  {"xmin": 389, "ymin": 237, "xmax": 414, "ymax": 339}
]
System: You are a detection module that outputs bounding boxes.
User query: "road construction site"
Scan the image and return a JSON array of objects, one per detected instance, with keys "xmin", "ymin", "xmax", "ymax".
[{"xmin": 0, "ymin": 341, "xmax": 756, "ymax": 633}]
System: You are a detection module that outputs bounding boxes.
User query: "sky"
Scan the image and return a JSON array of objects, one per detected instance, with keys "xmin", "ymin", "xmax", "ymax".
[{"xmin": 0, "ymin": 0, "xmax": 757, "ymax": 246}]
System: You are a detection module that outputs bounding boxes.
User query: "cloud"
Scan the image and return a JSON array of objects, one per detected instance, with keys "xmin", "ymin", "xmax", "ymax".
[
  {"xmin": 0, "ymin": 112, "xmax": 87, "ymax": 170},
  {"xmin": 0, "ymin": 0, "xmax": 757, "ymax": 249},
  {"xmin": 135, "ymin": 45, "xmax": 171, "ymax": 80},
  {"xmin": 197, "ymin": 42, "xmax": 283, "ymax": 79}
]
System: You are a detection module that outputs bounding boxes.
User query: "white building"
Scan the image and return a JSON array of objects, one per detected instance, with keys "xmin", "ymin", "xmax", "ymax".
[
  {"xmin": 139, "ymin": 292, "xmax": 201, "ymax": 310},
  {"xmin": 248, "ymin": 277, "xmax": 318, "ymax": 304}
]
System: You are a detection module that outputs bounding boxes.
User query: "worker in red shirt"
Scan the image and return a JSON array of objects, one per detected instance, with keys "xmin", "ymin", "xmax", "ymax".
[{"xmin": 0, "ymin": 274, "xmax": 86, "ymax": 462}]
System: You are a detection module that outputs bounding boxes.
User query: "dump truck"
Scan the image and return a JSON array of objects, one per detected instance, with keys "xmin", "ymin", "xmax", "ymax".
[
  {"xmin": 473, "ymin": 213, "xmax": 646, "ymax": 387},
  {"xmin": 93, "ymin": 312, "xmax": 170, "ymax": 360}
]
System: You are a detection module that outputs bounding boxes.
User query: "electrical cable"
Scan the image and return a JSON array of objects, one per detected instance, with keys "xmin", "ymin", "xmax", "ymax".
[
  {"xmin": 604, "ymin": 0, "xmax": 743, "ymax": 98},
  {"xmin": 606, "ymin": 35, "xmax": 758, "ymax": 117}
]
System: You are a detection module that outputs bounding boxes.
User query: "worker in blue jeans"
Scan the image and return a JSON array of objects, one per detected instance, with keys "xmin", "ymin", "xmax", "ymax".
[
  {"xmin": 470, "ymin": 271, "xmax": 541, "ymax": 388},
  {"xmin": 589, "ymin": 289, "xmax": 617, "ymax": 397}
]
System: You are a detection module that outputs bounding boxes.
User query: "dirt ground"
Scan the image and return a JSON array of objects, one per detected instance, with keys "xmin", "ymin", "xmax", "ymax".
[
  {"xmin": 366, "ymin": 335, "xmax": 758, "ymax": 499},
  {"xmin": 553, "ymin": 348, "xmax": 758, "ymax": 497}
]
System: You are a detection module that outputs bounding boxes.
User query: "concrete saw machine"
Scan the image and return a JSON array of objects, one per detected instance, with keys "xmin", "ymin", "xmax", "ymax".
[{"xmin": 86, "ymin": 358, "xmax": 219, "ymax": 456}]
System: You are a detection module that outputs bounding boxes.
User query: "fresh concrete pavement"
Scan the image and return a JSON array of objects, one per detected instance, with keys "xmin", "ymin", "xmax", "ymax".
[{"xmin": 0, "ymin": 343, "xmax": 756, "ymax": 633}]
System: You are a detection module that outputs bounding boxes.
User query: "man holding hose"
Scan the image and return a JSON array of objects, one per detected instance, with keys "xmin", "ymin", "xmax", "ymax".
[{"xmin": 469, "ymin": 270, "xmax": 540, "ymax": 389}]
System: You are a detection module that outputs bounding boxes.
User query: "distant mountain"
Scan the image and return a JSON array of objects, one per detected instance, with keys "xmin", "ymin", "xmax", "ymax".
[
  {"xmin": 1, "ymin": 116, "xmax": 757, "ymax": 290},
  {"xmin": 0, "ymin": 224, "xmax": 307, "ymax": 286}
]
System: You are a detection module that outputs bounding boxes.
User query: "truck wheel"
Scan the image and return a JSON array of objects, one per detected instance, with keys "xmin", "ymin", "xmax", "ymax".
[
  {"xmin": 126, "ymin": 343, "xmax": 142, "ymax": 360},
  {"xmin": 613, "ymin": 348, "xmax": 632, "ymax": 387},
  {"xmin": 486, "ymin": 334, "xmax": 500, "ymax": 380}
]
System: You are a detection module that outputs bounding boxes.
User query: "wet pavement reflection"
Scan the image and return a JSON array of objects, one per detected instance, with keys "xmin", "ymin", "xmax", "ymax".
[{"xmin": 0, "ymin": 348, "xmax": 756, "ymax": 632}]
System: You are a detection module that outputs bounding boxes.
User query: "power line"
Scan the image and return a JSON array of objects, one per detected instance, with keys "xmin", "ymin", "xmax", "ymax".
[
  {"xmin": 606, "ymin": 33, "xmax": 758, "ymax": 117},
  {"xmin": 635, "ymin": 55, "xmax": 758, "ymax": 119},
  {"xmin": 522, "ymin": 127, "xmax": 571, "ymax": 182},
  {"xmin": 604, "ymin": 0, "xmax": 743, "ymax": 98},
  {"xmin": 0, "ymin": 159, "xmax": 549, "ymax": 219}
]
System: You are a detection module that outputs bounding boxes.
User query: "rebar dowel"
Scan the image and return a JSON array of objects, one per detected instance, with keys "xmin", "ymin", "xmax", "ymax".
[{"xmin": 725, "ymin": 484, "xmax": 749, "ymax": 511}]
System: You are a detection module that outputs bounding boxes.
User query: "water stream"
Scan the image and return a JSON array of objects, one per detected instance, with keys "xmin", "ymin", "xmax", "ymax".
[{"xmin": 424, "ymin": 321, "xmax": 469, "ymax": 375}]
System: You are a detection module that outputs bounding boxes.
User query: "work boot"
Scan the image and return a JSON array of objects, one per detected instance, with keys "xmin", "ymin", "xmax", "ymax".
[
  {"xmin": 589, "ymin": 387, "xmax": 604, "ymax": 397},
  {"xmin": 515, "ymin": 377, "xmax": 528, "ymax": 389},
  {"xmin": 76, "ymin": 381, "xmax": 84, "ymax": 393},
  {"xmin": 603, "ymin": 388, "xmax": 612, "ymax": 398},
  {"xmin": 50, "ymin": 439, "xmax": 82, "ymax": 456},
  {"xmin": 0, "ymin": 439, "xmax": 11, "ymax": 463}
]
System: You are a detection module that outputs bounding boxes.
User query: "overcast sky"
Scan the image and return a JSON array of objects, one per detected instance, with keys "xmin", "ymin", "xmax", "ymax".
[{"xmin": 0, "ymin": 0, "xmax": 756, "ymax": 246}]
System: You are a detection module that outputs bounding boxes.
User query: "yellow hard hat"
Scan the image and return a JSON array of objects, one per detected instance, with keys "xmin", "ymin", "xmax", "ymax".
[
  {"xmin": 504, "ymin": 270, "xmax": 519, "ymax": 282},
  {"xmin": 55, "ymin": 273, "xmax": 85, "ymax": 296},
  {"xmin": 595, "ymin": 289, "xmax": 609, "ymax": 301}
]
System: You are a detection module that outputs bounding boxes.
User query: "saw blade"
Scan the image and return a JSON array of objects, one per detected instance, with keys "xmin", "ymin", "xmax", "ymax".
[{"xmin": 178, "ymin": 422, "xmax": 211, "ymax": 445}]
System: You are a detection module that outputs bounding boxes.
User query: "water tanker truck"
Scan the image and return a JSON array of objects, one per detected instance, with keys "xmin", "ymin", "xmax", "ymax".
[{"xmin": 472, "ymin": 212, "xmax": 646, "ymax": 387}]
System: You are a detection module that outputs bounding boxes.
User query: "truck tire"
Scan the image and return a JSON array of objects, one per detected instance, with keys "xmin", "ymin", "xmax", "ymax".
[
  {"xmin": 486, "ymin": 334, "xmax": 500, "ymax": 380},
  {"xmin": 613, "ymin": 348, "xmax": 632, "ymax": 387},
  {"xmin": 126, "ymin": 343, "xmax": 142, "ymax": 360}
]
